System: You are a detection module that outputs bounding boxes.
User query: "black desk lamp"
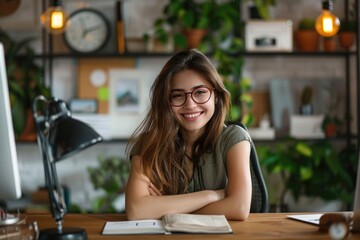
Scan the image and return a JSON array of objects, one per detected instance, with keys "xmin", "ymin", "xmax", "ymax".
[{"xmin": 32, "ymin": 95, "xmax": 103, "ymax": 240}]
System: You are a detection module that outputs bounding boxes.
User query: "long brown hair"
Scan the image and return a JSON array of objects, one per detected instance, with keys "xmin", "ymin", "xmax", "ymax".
[{"xmin": 127, "ymin": 49, "xmax": 230, "ymax": 194}]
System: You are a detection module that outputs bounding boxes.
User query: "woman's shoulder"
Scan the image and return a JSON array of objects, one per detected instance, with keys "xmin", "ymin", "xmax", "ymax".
[{"xmin": 220, "ymin": 124, "xmax": 252, "ymax": 144}]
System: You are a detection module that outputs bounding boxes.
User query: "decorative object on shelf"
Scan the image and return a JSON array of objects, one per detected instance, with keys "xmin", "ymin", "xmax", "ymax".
[
  {"xmin": 338, "ymin": 19, "xmax": 356, "ymax": 50},
  {"xmin": 247, "ymin": 0, "xmax": 276, "ymax": 19},
  {"xmin": 315, "ymin": 0, "xmax": 340, "ymax": 37},
  {"xmin": 269, "ymin": 79, "xmax": 294, "ymax": 134},
  {"xmin": 245, "ymin": 20, "xmax": 293, "ymax": 52},
  {"xmin": 87, "ymin": 155, "xmax": 130, "ymax": 213},
  {"xmin": 299, "ymin": 85, "xmax": 313, "ymax": 115},
  {"xmin": 108, "ymin": 69, "xmax": 152, "ymax": 139},
  {"xmin": 32, "ymin": 95, "xmax": 103, "ymax": 240},
  {"xmin": 116, "ymin": 0, "xmax": 126, "ymax": 54},
  {"xmin": 294, "ymin": 18, "xmax": 319, "ymax": 52},
  {"xmin": 322, "ymin": 37, "xmax": 336, "ymax": 52},
  {"xmin": 63, "ymin": 8, "xmax": 110, "ymax": 53},
  {"xmin": 321, "ymin": 83, "xmax": 343, "ymax": 138},
  {"xmin": 257, "ymin": 139, "xmax": 357, "ymax": 213},
  {"xmin": 69, "ymin": 98, "xmax": 98, "ymax": 114},
  {"xmin": 290, "ymin": 115, "xmax": 325, "ymax": 139},
  {"xmin": 0, "ymin": 30, "xmax": 50, "ymax": 140},
  {"xmin": 40, "ymin": 0, "xmax": 68, "ymax": 34},
  {"xmin": 148, "ymin": 0, "xmax": 212, "ymax": 49},
  {"xmin": 0, "ymin": 0, "xmax": 20, "ymax": 17}
]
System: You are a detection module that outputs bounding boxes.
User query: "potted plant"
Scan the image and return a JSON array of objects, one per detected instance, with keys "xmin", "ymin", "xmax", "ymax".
[
  {"xmin": 294, "ymin": 18, "xmax": 320, "ymax": 52},
  {"xmin": 148, "ymin": 0, "xmax": 213, "ymax": 49},
  {"xmin": 247, "ymin": 0, "xmax": 277, "ymax": 19},
  {"xmin": 321, "ymin": 84, "xmax": 343, "ymax": 138},
  {"xmin": 299, "ymin": 85, "xmax": 313, "ymax": 115},
  {"xmin": 0, "ymin": 30, "xmax": 51, "ymax": 141},
  {"xmin": 338, "ymin": 19, "xmax": 356, "ymax": 50},
  {"xmin": 87, "ymin": 155, "xmax": 131, "ymax": 213},
  {"xmin": 257, "ymin": 139, "xmax": 356, "ymax": 212}
]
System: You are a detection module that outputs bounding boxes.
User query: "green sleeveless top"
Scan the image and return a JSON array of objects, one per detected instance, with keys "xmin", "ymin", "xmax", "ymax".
[
  {"xmin": 129, "ymin": 124, "xmax": 251, "ymax": 193},
  {"xmin": 187, "ymin": 124, "xmax": 251, "ymax": 192}
]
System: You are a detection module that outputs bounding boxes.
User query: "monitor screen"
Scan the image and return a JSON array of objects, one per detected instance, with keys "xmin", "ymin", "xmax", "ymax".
[{"xmin": 0, "ymin": 42, "xmax": 22, "ymax": 202}]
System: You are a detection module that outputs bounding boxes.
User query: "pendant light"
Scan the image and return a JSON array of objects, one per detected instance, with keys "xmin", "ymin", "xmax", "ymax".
[
  {"xmin": 315, "ymin": 0, "xmax": 340, "ymax": 37},
  {"xmin": 41, "ymin": 0, "xmax": 68, "ymax": 34}
]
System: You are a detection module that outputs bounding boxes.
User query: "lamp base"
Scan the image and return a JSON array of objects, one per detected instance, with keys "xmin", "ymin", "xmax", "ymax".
[{"xmin": 39, "ymin": 227, "xmax": 87, "ymax": 240}]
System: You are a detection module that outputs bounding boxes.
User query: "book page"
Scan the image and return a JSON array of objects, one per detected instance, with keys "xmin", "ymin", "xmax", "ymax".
[
  {"xmin": 102, "ymin": 219, "xmax": 166, "ymax": 235},
  {"xmin": 163, "ymin": 214, "xmax": 232, "ymax": 233}
]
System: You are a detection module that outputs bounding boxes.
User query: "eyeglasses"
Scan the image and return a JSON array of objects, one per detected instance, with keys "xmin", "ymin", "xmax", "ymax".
[{"xmin": 170, "ymin": 86, "xmax": 215, "ymax": 107}]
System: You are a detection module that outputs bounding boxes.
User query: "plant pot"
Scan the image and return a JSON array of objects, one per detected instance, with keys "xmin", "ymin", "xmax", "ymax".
[
  {"xmin": 18, "ymin": 109, "xmax": 36, "ymax": 142},
  {"xmin": 324, "ymin": 122, "xmax": 337, "ymax": 138},
  {"xmin": 323, "ymin": 38, "xmax": 336, "ymax": 52},
  {"xmin": 338, "ymin": 31, "xmax": 355, "ymax": 50},
  {"xmin": 182, "ymin": 28, "xmax": 207, "ymax": 49},
  {"xmin": 294, "ymin": 30, "xmax": 319, "ymax": 52}
]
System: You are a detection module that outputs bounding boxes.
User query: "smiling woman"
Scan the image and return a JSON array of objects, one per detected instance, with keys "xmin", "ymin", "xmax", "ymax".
[{"xmin": 125, "ymin": 49, "xmax": 253, "ymax": 221}]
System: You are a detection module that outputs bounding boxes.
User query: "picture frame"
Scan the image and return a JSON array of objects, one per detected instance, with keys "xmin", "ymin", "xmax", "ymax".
[
  {"xmin": 69, "ymin": 98, "xmax": 98, "ymax": 114},
  {"xmin": 245, "ymin": 20, "xmax": 293, "ymax": 52},
  {"xmin": 108, "ymin": 69, "xmax": 153, "ymax": 138},
  {"xmin": 112, "ymin": 75, "xmax": 141, "ymax": 114}
]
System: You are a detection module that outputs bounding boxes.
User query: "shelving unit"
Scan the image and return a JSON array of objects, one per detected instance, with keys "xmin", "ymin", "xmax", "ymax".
[{"xmin": 39, "ymin": 1, "xmax": 359, "ymax": 153}]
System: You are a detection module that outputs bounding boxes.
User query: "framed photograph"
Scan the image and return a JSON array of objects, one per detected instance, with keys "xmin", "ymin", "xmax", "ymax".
[
  {"xmin": 0, "ymin": 0, "xmax": 39, "ymax": 30},
  {"xmin": 245, "ymin": 20, "xmax": 293, "ymax": 52},
  {"xmin": 108, "ymin": 69, "xmax": 153, "ymax": 138},
  {"xmin": 113, "ymin": 77, "xmax": 140, "ymax": 113},
  {"xmin": 69, "ymin": 98, "xmax": 98, "ymax": 114}
]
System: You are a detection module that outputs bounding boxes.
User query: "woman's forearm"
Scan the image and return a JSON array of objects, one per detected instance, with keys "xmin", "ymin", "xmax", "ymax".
[
  {"xmin": 192, "ymin": 195, "xmax": 250, "ymax": 221},
  {"xmin": 126, "ymin": 190, "xmax": 223, "ymax": 220}
]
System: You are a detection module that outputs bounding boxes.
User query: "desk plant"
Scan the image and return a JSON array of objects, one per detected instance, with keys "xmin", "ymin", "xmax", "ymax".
[{"xmin": 0, "ymin": 30, "xmax": 50, "ymax": 140}]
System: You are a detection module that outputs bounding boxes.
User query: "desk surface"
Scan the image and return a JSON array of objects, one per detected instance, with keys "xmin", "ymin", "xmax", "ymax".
[{"xmin": 24, "ymin": 212, "xmax": 360, "ymax": 239}]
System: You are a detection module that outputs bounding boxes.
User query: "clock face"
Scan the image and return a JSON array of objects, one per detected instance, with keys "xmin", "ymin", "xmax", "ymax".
[{"xmin": 63, "ymin": 9, "xmax": 110, "ymax": 53}]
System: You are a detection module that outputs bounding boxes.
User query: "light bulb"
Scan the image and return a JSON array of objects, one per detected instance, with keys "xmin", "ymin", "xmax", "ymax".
[
  {"xmin": 40, "ymin": 1, "xmax": 68, "ymax": 34},
  {"xmin": 315, "ymin": 0, "xmax": 340, "ymax": 37}
]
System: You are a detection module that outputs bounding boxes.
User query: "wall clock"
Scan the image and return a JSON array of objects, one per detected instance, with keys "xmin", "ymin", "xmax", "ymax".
[{"xmin": 63, "ymin": 8, "xmax": 110, "ymax": 53}]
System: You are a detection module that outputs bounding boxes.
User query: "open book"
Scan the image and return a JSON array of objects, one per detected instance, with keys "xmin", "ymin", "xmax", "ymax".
[{"xmin": 102, "ymin": 213, "xmax": 233, "ymax": 235}]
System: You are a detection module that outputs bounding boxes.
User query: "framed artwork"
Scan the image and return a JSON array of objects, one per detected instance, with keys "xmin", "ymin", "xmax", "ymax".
[
  {"xmin": 113, "ymin": 78, "xmax": 140, "ymax": 113},
  {"xmin": 0, "ymin": 0, "xmax": 39, "ymax": 30},
  {"xmin": 108, "ymin": 69, "xmax": 153, "ymax": 138},
  {"xmin": 69, "ymin": 98, "xmax": 98, "ymax": 114}
]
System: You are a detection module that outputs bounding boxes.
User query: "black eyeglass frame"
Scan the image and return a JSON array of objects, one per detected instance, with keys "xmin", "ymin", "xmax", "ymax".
[{"xmin": 170, "ymin": 86, "xmax": 215, "ymax": 107}]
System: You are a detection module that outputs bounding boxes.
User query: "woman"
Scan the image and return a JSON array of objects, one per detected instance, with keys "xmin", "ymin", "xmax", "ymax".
[{"xmin": 125, "ymin": 49, "xmax": 252, "ymax": 221}]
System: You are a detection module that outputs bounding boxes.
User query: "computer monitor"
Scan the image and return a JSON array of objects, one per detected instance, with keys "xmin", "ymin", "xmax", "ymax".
[{"xmin": 0, "ymin": 42, "xmax": 22, "ymax": 204}]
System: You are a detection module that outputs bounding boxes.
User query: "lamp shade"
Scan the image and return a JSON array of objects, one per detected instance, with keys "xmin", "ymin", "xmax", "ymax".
[{"xmin": 49, "ymin": 117, "xmax": 103, "ymax": 161}]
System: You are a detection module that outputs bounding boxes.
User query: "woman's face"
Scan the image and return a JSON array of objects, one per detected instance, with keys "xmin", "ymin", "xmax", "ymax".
[{"xmin": 170, "ymin": 69, "xmax": 215, "ymax": 138}]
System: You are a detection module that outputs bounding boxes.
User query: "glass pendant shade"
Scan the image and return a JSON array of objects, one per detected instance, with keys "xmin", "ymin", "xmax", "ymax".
[
  {"xmin": 315, "ymin": 1, "xmax": 340, "ymax": 37},
  {"xmin": 41, "ymin": 1, "xmax": 68, "ymax": 34}
]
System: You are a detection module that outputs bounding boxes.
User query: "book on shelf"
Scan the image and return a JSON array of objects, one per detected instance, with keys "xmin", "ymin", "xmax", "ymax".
[{"xmin": 102, "ymin": 213, "xmax": 233, "ymax": 235}]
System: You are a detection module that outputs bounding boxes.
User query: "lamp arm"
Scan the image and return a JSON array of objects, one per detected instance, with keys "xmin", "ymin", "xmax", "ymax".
[
  {"xmin": 43, "ymin": 142, "xmax": 66, "ymax": 229},
  {"xmin": 33, "ymin": 96, "xmax": 66, "ymax": 231}
]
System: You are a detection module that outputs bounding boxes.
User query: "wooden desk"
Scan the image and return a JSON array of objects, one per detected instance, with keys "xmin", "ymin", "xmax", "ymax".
[{"xmin": 24, "ymin": 212, "xmax": 360, "ymax": 239}]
